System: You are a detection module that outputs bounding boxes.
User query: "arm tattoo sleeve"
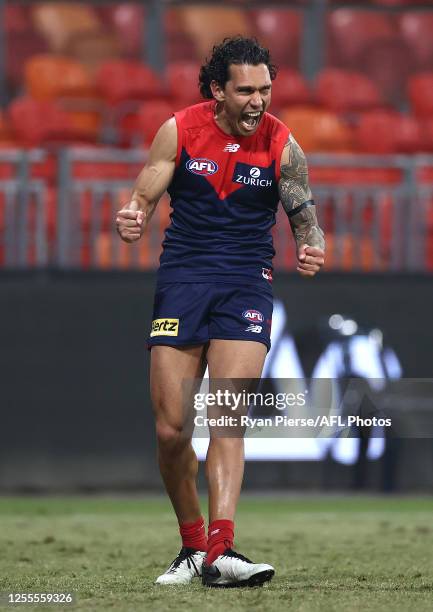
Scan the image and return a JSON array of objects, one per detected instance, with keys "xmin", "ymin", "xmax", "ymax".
[{"xmin": 279, "ymin": 134, "xmax": 325, "ymax": 251}]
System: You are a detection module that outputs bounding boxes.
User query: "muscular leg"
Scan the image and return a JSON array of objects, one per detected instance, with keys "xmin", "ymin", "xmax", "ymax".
[
  {"xmin": 205, "ymin": 340, "xmax": 267, "ymax": 522},
  {"xmin": 151, "ymin": 344, "xmax": 207, "ymax": 523}
]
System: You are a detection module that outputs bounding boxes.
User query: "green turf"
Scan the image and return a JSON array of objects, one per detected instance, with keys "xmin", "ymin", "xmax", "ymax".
[{"xmin": 1, "ymin": 496, "xmax": 432, "ymax": 612}]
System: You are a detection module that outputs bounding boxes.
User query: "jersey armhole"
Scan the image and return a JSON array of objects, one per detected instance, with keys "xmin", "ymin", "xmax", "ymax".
[
  {"xmin": 275, "ymin": 128, "xmax": 290, "ymax": 182},
  {"xmin": 174, "ymin": 113, "xmax": 183, "ymax": 167}
]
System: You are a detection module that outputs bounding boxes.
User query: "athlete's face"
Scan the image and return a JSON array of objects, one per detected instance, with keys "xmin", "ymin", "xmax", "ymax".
[{"xmin": 211, "ymin": 63, "xmax": 272, "ymax": 137}]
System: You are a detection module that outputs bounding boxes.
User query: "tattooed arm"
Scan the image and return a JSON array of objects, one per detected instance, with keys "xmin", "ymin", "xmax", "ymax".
[{"xmin": 278, "ymin": 134, "xmax": 325, "ymax": 277}]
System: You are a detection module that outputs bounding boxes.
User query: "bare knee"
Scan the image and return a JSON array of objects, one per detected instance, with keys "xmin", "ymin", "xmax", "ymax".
[{"xmin": 156, "ymin": 421, "xmax": 189, "ymax": 454}]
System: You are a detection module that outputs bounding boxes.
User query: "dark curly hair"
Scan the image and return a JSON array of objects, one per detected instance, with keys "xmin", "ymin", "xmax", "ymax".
[{"xmin": 199, "ymin": 36, "xmax": 277, "ymax": 99}]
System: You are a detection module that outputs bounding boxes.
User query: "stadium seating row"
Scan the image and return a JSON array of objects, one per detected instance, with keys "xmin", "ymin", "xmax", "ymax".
[
  {"xmin": 19, "ymin": 52, "xmax": 433, "ymax": 113},
  {"xmin": 1, "ymin": 97, "xmax": 433, "ymax": 154},
  {"xmin": 17, "ymin": 54, "xmax": 433, "ymax": 116},
  {"xmin": 4, "ymin": 4, "xmax": 433, "ymax": 108},
  {"xmin": 1, "ymin": 53, "xmax": 433, "ymax": 151}
]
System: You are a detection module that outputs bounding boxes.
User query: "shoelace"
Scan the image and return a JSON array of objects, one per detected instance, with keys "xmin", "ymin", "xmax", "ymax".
[
  {"xmin": 168, "ymin": 547, "xmax": 200, "ymax": 575},
  {"xmin": 221, "ymin": 549, "xmax": 253, "ymax": 564}
]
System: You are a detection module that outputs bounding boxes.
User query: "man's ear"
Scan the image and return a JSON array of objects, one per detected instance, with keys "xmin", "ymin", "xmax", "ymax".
[{"xmin": 210, "ymin": 80, "xmax": 225, "ymax": 102}]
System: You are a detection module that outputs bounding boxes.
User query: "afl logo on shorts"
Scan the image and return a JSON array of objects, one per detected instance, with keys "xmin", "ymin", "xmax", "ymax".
[
  {"xmin": 186, "ymin": 158, "xmax": 218, "ymax": 176},
  {"xmin": 242, "ymin": 309, "xmax": 264, "ymax": 323}
]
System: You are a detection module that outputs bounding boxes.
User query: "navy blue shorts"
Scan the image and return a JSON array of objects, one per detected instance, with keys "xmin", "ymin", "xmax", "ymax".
[{"xmin": 148, "ymin": 282, "xmax": 273, "ymax": 351}]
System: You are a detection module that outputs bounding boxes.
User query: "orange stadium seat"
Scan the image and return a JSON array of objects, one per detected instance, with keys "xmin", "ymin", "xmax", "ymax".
[
  {"xmin": 166, "ymin": 61, "xmax": 202, "ymax": 110},
  {"xmin": 315, "ymin": 69, "xmax": 384, "ymax": 113},
  {"xmin": 356, "ymin": 111, "xmax": 423, "ymax": 154},
  {"xmin": 399, "ymin": 12, "xmax": 433, "ymax": 71},
  {"xmin": 270, "ymin": 69, "xmax": 312, "ymax": 111},
  {"xmin": 251, "ymin": 9, "xmax": 301, "ymax": 68},
  {"xmin": 31, "ymin": 3, "xmax": 119, "ymax": 76},
  {"xmin": 408, "ymin": 73, "xmax": 433, "ymax": 118},
  {"xmin": 24, "ymin": 55, "xmax": 96, "ymax": 101},
  {"xmin": 327, "ymin": 9, "xmax": 397, "ymax": 67},
  {"xmin": 65, "ymin": 31, "xmax": 121, "ymax": 76},
  {"xmin": 8, "ymin": 97, "xmax": 99, "ymax": 146},
  {"xmin": 31, "ymin": 2, "xmax": 102, "ymax": 53},
  {"xmin": 280, "ymin": 106, "xmax": 354, "ymax": 153},
  {"xmin": 175, "ymin": 7, "xmax": 252, "ymax": 59},
  {"xmin": 97, "ymin": 60, "xmax": 164, "ymax": 104},
  {"xmin": 65, "ymin": 110, "xmax": 102, "ymax": 141}
]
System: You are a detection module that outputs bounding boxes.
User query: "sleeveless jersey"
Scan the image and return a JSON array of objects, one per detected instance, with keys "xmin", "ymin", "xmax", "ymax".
[{"xmin": 158, "ymin": 100, "xmax": 290, "ymax": 284}]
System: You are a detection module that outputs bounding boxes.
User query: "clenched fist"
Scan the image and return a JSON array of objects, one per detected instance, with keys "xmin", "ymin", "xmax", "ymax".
[
  {"xmin": 297, "ymin": 245, "xmax": 325, "ymax": 277},
  {"xmin": 116, "ymin": 200, "xmax": 144, "ymax": 243}
]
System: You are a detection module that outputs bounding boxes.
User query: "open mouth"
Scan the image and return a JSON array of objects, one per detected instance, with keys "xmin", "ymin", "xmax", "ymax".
[{"xmin": 240, "ymin": 111, "xmax": 262, "ymax": 131}]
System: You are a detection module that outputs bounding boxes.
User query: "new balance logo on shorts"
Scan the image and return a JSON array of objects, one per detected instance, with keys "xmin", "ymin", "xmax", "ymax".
[
  {"xmin": 150, "ymin": 318, "xmax": 179, "ymax": 337},
  {"xmin": 245, "ymin": 324, "xmax": 262, "ymax": 333}
]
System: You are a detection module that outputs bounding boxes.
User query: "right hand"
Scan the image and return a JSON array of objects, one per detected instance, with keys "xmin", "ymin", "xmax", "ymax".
[{"xmin": 116, "ymin": 200, "xmax": 144, "ymax": 243}]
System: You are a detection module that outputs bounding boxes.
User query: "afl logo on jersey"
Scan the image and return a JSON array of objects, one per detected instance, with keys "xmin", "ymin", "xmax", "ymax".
[
  {"xmin": 186, "ymin": 158, "xmax": 218, "ymax": 176},
  {"xmin": 242, "ymin": 309, "xmax": 264, "ymax": 323}
]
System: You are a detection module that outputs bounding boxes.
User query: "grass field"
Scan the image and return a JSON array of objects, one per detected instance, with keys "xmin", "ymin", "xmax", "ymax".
[{"xmin": 1, "ymin": 495, "xmax": 432, "ymax": 612}]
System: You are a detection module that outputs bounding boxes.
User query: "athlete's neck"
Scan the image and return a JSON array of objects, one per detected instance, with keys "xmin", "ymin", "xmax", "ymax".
[{"xmin": 213, "ymin": 102, "xmax": 240, "ymax": 137}]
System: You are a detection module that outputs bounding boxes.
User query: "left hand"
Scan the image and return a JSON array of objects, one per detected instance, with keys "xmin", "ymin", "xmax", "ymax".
[{"xmin": 297, "ymin": 244, "xmax": 325, "ymax": 277}]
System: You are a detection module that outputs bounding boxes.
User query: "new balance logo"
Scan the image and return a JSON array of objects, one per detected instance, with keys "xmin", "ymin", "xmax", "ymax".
[
  {"xmin": 224, "ymin": 143, "xmax": 240, "ymax": 152},
  {"xmin": 245, "ymin": 324, "xmax": 262, "ymax": 334},
  {"xmin": 210, "ymin": 529, "xmax": 220, "ymax": 536}
]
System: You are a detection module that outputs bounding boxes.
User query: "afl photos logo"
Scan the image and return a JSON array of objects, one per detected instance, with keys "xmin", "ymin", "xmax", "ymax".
[{"xmin": 186, "ymin": 158, "xmax": 218, "ymax": 176}]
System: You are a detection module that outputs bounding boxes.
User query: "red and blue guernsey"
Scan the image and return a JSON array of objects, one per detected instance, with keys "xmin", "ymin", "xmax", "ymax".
[{"xmin": 158, "ymin": 100, "xmax": 290, "ymax": 285}]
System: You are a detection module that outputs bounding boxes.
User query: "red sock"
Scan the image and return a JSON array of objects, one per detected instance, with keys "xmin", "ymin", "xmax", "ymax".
[
  {"xmin": 206, "ymin": 519, "xmax": 234, "ymax": 565},
  {"xmin": 179, "ymin": 517, "xmax": 207, "ymax": 552}
]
